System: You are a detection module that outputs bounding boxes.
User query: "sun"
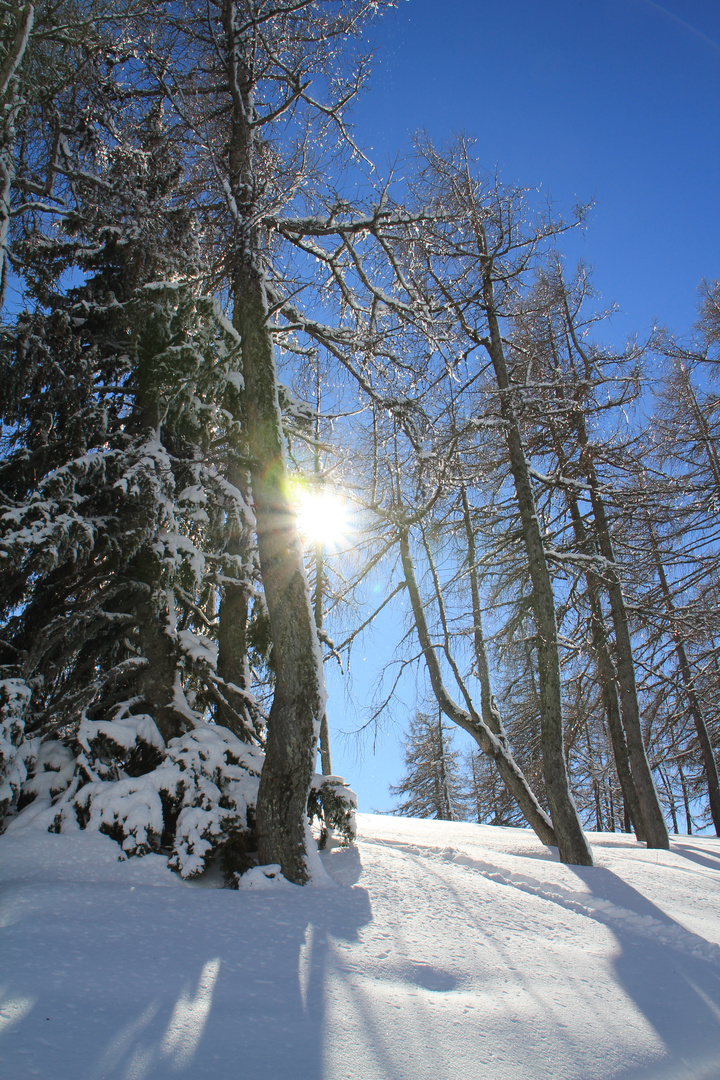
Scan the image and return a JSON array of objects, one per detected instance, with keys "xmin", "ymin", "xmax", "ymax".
[{"xmin": 291, "ymin": 483, "xmax": 352, "ymax": 550}]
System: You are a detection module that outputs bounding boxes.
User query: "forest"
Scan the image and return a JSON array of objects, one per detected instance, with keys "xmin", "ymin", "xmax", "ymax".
[{"xmin": 1, "ymin": 0, "xmax": 719, "ymax": 883}]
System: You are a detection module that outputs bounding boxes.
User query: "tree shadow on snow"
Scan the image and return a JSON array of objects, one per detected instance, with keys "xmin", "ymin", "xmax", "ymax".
[
  {"xmin": 0, "ymin": 848, "xmax": 372, "ymax": 1080},
  {"xmin": 566, "ymin": 863, "xmax": 720, "ymax": 1080},
  {"xmin": 669, "ymin": 840, "xmax": 720, "ymax": 875}
]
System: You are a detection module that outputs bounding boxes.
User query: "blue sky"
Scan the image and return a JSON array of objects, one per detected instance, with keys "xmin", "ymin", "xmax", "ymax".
[{"xmin": 326, "ymin": 0, "xmax": 720, "ymax": 813}]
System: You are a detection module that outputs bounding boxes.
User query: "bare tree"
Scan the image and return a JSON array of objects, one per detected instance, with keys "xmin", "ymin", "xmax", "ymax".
[{"xmin": 393, "ymin": 137, "xmax": 592, "ymax": 864}]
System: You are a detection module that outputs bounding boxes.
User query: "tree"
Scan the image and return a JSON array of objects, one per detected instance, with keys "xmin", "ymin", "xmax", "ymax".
[
  {"xmin": 0, "ymin": 89, "xmax": 271, "ymax": 875},
  {"xmin": 396, "ymin": 518, "xmax": 558, "ymax": 845},
  {"xmin": 390, "ymin": 712, "xmax": 466, "ymax": 821},
  {"xmin": 388, "ymin": 137, "xmax": 593, "ymax": 864},
  {"xmin": 1, "ymin": 0, "xmax": 395, "ymax": 883},
  {"xmin": 505, "ymin": 263, "xmax": 669, "ymax": 848}
]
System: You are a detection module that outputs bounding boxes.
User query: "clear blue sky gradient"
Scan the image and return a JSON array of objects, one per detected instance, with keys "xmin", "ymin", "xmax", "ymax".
[{"xmin": 325, "ymin": 0, "xmax": 720, "ymax": 813}]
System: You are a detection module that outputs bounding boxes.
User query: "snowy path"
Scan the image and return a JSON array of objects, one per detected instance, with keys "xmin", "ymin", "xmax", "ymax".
[{"xmin": 2, "ymin": 814, "xmax": 720, "ymax": 1079}]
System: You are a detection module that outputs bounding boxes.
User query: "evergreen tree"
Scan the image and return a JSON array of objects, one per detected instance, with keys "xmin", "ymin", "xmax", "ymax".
[
  {"xmin": 390, "ymin": 712, "xmax": 466, "ymax": 821},
  {"xmin": 0, "ymin": 105, "xmax": 264, "ymax": 872}
]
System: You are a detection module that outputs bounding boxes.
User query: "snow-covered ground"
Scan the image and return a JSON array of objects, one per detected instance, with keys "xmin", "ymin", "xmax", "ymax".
[{"xmin": 2, "ymin": 814, "xmax": 719, "ymax": 1080}]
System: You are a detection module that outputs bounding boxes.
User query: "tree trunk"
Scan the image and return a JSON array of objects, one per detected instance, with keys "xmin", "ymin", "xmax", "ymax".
[
  {"xmin": 233, "ymin": 262, "xmax": 324, "ymax": 884},
  {"xmin": 460, "ymin": 485, "xmax": 557, "ymax": 840},
  {"xmin": 315, "ymin": 539, "xmax": 332, "ymax": 776},
  {"xmin": 399, "ymin": 527, "xmax": 559, "ymax": 849},
  {"xmin": 560, "ymin": 479, "xmax": 646, "ymax": 840},
  {"xmin": 313, "ymin": 407, "xmax": 332, "ymax": 775},
  {"xmin": 226, "ymin": 5, "xmax": 324, "ymax": 883},
  {"xmin": 657, "ymin": 765, "xmax": 679, "ymax": 834},
  {"xmin": 647, "ymin": 520, "xmax": 720, "ymax": 835},
  {"xmin": 559, "ymin": 300, "xmax": 669, "ymax": 849},
  {"xmin": 578, "ymin": 449, "xmax": 668, "ymax": 848},
  {"xmin": 134, "ymin": 586, "xmax": 186, "ymax": 745},
  {"xmin": 678, "ymin": 760, "xmax": 693, "ymax": 835},
  {"xmin": 480, "ymin": 259, "xmax": 592, "ymax": 865}
]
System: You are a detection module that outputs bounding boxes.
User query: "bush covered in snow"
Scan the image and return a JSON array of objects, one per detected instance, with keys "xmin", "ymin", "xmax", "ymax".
[
  {"xmin": 0, "ymin": 678, "xmax": 33, "ymax": 819},
  {"xmin": 309, "ymin": 774, "xmax": 357, "ymax": 850},
  {"xmin": 9, "ymin": 717, "xmax": 263, "ymax": 879},
  {"xmin": 2, "ymin": 715, "xmax": 356, "ymax": 884}
]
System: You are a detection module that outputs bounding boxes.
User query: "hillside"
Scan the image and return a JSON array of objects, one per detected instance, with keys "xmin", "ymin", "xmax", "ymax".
[{"xmin": 2, "ymin": 814, "xmax": 719, "ymax": 1079}]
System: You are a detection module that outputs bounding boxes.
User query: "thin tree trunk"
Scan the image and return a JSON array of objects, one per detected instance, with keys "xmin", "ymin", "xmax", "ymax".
[
  {"xmin": 559, "ymin": 473, "xmax": 646, "ymax": 840},
  {"xmin": 582, "ymin": 464, "xmax": 668, "ymax": 848},
  {"xmin": 646, "ymin": 519, "xmax": 720, "ymax": 835},
  {"xmin": 560, "ymin": 301, "xmax": 669, "ymax": 850},
  {"xmin": 561, "ymin": 488, "xmax": 643, "ymax": 833},
  {"xmin": 585, "ymin": 723, "xmax": 602, "ymax": 831},
  {"xmin": 657, "ymin": 765, "xmax": 679, "ymax": 834},
  {"xmin": 460, "ymin": 485, "xmax": 557, "ymax": 837},
  {"xmin": 480, "ymin": 256, "xmax": 592, "ymax": 865},
  {"xmin": 460, "ymin": 486, "xmax": 507, "ymax": 739},
  {"xmin": 678, "ymin": 759, "xmax": 693, "ymax": 835},
  {"xmin": 543, "ymin": 341, "xmax": 646, "ymax": 840},
  {"xmin": 399, "ymin": 527, "xmax": 559, "ymax": 849},
  {"xmin": 315, "ymin": 538, "xmax": 332, "ymax": 776},
  {"xmin": 312, "ymin": 386, "xmax": 332, "ymax": 776}
]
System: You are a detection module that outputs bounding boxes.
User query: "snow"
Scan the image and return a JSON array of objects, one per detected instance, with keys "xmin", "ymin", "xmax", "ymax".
[{"xmin": 1, "ymin": 814, "xmax": 719, "ymax": 1079}]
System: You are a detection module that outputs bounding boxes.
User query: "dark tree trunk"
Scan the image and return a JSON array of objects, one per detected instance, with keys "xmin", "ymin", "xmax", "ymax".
[{"xmin": 134, "ymin": 589, "xmax": 186, "ymax": 745}]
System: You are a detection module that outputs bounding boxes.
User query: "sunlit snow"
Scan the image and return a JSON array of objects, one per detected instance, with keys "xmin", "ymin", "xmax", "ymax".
[{"xmin": 1, "ymin": 815, "xmax": 719, "ymax": 1079}]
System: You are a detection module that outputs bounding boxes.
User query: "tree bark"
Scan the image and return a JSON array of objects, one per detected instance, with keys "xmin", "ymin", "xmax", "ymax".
[{"xmin": 225, "ymin": 2, "xmax": 324, "ymax": 883}]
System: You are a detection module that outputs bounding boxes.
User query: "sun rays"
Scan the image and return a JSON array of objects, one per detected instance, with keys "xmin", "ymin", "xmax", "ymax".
[{"xmin": 291, "ymin": 482, "xmax": 353, "ymax": 551}]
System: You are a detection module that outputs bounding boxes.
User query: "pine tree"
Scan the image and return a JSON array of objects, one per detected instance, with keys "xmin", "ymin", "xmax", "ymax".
[
  {"xmin": 0, "ymin": 105, "xmax": 265, "ymax": 871},
  {"xmin": 390, "ymin": 713, "xmax": 466, "ymax": 821}
]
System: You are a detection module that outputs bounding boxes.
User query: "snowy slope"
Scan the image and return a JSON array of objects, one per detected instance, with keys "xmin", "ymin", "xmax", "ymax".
[{"xmin": 2, "ymin": 814, "xmax": 719, "ymax": 1080}]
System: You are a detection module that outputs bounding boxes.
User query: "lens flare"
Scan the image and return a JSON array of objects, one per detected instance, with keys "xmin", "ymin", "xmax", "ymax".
[{"xmin": 291, "ymin": 483, "xmax": 352, "ymax": 549}]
